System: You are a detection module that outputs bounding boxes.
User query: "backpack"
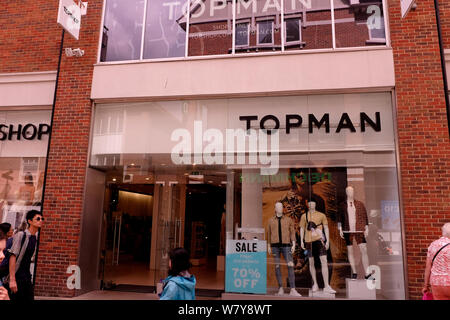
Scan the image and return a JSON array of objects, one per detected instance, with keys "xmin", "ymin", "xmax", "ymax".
[{"xmin": 0, "ymin": 232, "xmax": 27, "ymax": 279}]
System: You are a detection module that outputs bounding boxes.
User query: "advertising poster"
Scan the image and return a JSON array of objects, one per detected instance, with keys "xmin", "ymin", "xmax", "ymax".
[{"xmin": 225, "ymin": 240, "xmax": 267, "ymax": 294}]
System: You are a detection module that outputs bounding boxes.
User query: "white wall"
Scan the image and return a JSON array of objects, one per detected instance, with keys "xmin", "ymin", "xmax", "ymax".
[
  {"xmin": 0, "ymin": 71, "xmax": 56, "ymax": 107},
  {"xmin": 91, "ymin": 49, "xmax": 395, "ymax": 100}
]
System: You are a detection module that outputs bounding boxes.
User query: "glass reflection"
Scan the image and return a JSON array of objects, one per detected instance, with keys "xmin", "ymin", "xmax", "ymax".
[
  {"xmin": 188, "ymin": 0, "xmax": 234, "ymax": 56},
  {"xmin": 101, "ymin": 0, "xmax": 145, "ymax": 61},
  {"xmin": 283, "ymin": 0, "xmax": 332, "ymax": 51},
  {"xmin": 334, "ymin": 0, "xmax": 386, "ymax": 48},
  {"xmin": 235, "ymin": 0, "xmax": 282, "ymax": 54},
  {"xmin": 143, "ymin": 0, "xmax": 188, "ymax": 59}
]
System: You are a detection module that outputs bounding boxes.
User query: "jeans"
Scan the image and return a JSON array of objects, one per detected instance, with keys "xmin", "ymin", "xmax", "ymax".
[{"xmin": 272, "ymin": 246, "xmax": 296, "ymax": 289}]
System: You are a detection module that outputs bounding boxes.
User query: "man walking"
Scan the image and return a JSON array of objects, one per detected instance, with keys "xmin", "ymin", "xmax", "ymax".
[{"xmin": 5, "ymin": 210, "xmax": 43, "ymax": 301}]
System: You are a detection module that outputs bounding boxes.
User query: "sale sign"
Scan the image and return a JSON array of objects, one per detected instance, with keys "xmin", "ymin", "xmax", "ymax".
[{"xmin": 225, "ymin": 240, "xmax": 267, "ymax": 294}]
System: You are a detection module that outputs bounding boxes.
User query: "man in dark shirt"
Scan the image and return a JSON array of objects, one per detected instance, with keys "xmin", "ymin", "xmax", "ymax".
[{"xmin": 6, "ymin": 210, "xmax": 42, "ymax": 301}]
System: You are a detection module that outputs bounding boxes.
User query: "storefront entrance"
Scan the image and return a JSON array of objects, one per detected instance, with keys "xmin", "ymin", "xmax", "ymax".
[
  {"xmin": 88, "ymin": 92, "xmax": 407, "ymax": 299},
  {"xmin": 98, "ymin": 166, "xmax": 227, "ymax": 295}
]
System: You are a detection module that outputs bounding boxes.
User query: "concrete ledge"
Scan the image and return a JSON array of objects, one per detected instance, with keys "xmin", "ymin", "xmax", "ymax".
[
  {"xmin": 92, "ymin": 49, "xmax": 395, "ymax": 101},
  {"xmin": 0, "ymin": 71, "xmax": 56, "ymax": 107}
]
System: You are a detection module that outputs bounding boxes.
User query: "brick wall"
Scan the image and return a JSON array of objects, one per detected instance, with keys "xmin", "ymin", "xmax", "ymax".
[
  {"xmin": 388, "ymin": 0, "xmax": 450, "ymax": 300},
  {"xmin": 0, "ymin": 1, "xmax": 61, "ymax": 73},
  {"xmin": 33, "ymin": 0, "xmax": 104, "ymax": 297}
]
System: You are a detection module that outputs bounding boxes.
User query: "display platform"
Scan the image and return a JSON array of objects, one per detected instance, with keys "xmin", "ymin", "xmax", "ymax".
[{"xmin": 345, "ymin": 278, "xmax": 376, "ymax": 299}]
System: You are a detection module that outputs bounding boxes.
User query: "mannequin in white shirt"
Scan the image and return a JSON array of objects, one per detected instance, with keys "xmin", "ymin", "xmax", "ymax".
[
  {"xmin": 338, "ymin": 186, "xmax": 370, "ymax": 279},
  {"xmin": 268, "ymin": 202, "xmax": 301, "ymax": 297},
  {"xmin": 300, "ymin": 201, "xmax": 336, "ymax": 294}
]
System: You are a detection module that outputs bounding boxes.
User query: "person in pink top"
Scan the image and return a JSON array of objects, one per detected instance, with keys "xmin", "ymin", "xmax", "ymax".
[{"xmin": 422, "ymin": 223, "xmax": 450, "ymax": 300}]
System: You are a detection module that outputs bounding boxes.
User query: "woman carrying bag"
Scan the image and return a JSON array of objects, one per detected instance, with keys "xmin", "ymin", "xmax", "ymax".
[{"xmin": 422, "ymin": 223, "xmax": 450, "ymax": 300}]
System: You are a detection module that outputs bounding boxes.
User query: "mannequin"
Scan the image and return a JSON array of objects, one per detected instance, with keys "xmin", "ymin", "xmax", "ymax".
[
  {"xmin": 300, "ymin": 201, "xmax": 336, "ymax": 294},
  {"xmin": 267, "ymin": 202, "xmax": 301, "ymax": 296},
  {"xmin": 338, "ymin": 186, "xmax": 371, "ymax": 280}
]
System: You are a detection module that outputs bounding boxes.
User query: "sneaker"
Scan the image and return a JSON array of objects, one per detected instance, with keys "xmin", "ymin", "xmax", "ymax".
[
  {"xmin": 276, "ymin": 287, "xmax": 284, "ymax": 295},
  {"xmin": 323, "ymin": 286, "xmax": 336, "ymax": 294},
  {"xmin": 312, "ymin": 283, "xmax": 319, "ymax": 292},
  {"xmin": 351, "ymin": 273, "xmax": 358, "ymax": 280},
  {"xmin": 289, "ymin": 288, "xmax": 302, "ymax": 297}
]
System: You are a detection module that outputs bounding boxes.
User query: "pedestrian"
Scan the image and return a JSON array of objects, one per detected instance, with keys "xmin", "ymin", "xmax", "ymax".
[
  {"xmin": 159, "ymin": 247, "xmax": 196, "ymax": 300},
  {"xmin": 3, "ymin": 210, "xmax": 43, "ymax": 301},
  {"xmin": 0, "ymin": 223, "xmax": 13, "ymax": 239},
  {"xmin": 422, "ymin": 222, "xmax": 450, "ymax": 300},
  {"xmin": 0, "ymin": 230, "xmax": 10, "ymax": 300}
]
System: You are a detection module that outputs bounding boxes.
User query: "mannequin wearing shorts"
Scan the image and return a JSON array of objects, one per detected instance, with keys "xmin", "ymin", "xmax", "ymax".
[
  {"xmin": 300, "ymin": 201, "xmax": 336, "ymax": 294},
  {"xmin": 338, "ymin": 186, "xmax": 372, "ymax": 280}
]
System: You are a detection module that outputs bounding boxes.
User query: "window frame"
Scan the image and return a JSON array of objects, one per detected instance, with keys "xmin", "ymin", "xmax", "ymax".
[
  {"xmin": 256, "ymin": 19, "xmax": 275, "ymax": 47},
  {"xmin": 235, "ymin": 21, "xmax": 250, "ymax": 48},
  {"xmin": 284, "ymin": 17, "xmax": 302, "ymax": 45}
]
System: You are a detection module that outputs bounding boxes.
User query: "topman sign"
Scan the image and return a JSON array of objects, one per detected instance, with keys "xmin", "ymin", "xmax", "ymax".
[{"xmin": 57, "ymin": 0, "xmax": 83, "ymax": 40}]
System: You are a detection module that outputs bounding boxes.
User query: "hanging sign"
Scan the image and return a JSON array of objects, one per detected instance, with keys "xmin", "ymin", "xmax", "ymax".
[
  {"xmin": 401, "ymin": 0, "xmax": 416, "ymax": 18},
  {"xmin": 225, "ymin": 240, "xmax": 267, "ymax": 294},
  {"xmin": 57, "ymin": 0, "xmax": 82, "ymax": 40}
]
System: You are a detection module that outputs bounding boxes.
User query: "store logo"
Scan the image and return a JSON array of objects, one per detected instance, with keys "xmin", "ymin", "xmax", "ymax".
[
  {"xmin": 171, "ymin": 121, "xmax": 280, "ymax": 175},
  {"xmin": 239, "ymin": 112, "xmax": 381, "ymax": 134},
  {"xmin": 0, "ymin": 123, "xmax": 50, "ymax": 141}
]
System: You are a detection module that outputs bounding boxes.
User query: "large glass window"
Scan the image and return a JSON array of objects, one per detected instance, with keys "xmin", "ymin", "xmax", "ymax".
[
  {"xmin": 100, "ymin": 0, "xmax": 146, "ymax": 61},
  {"xmin": 143, "ymin": 0, "xmax": 188, "ymax": 59},
  {"xmin": 91, "ymin": 93, "xmax": 405, "ymax": 299},
  {"xmin": 100, "ymin": 0, "xmax": 388, "ymax": 62}
]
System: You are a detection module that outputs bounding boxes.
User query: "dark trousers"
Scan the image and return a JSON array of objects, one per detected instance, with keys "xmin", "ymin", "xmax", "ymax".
[{"xmin": 5, "ymin": 279, "xmax": 34, "ymax": 302}]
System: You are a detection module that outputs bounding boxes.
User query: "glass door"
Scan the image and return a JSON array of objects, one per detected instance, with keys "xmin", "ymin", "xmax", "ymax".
[{"xmin": 153, "ymin": 182, "xmax": 184, "ymax": 291}]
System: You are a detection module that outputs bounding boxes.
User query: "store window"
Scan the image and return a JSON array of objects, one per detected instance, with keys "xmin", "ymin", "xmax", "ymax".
[
  {"xmin": 235, "ymin": 22, "xmax": 250, "ymax": 47},
  {"xmin": 100, "ymin": 0, "xmax": 388, "ymax": 62},
  {"xmin": 257, "ymin": 20, "xmax": 274, "ymax": 45},
  {"xmin": 284, "ymin": 18, "xmax": 301, "ymax": 44},
  {"xmin": 90, "ymin": 92, "xmax": 405, "ymax": 299},
  {"xmin": 0, "ymin": 110, "xmax": 50, "ymax": 233}
]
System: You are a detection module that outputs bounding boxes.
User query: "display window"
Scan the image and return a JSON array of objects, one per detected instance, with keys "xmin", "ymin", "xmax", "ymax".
[
  {"xmin": 0, "ymin": 110, "xmax": 50, "ymax": 233},
  {"xmin": 90, "ymin": 92, "xmax": 405, "ymax": 299}
]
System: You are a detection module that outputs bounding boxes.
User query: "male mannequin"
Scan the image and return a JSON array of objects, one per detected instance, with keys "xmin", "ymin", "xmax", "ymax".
[
  {"xmin": 338, "ymin": 186, "xmax": 371, "ymax": 280},
  {"xmin": 267, "ymin": 202, "xmax": 301, "ymax": 296},
  {"xmin": 300, "ymin": 201, "xmax": 336, "ymax": 294}
]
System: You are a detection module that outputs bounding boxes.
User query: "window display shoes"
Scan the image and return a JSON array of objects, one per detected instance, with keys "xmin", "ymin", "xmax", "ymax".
[
  {"xmin": 276, "ymin": 287, "xmax": 284, "ymax": 295},
  {"xmin": 312, "ymin": 283, "xmax": 319, "ymax": 292},
  {"xmin": 289, "ymin": 288, "xmax": 302, "ymax": 297},
  {"xmin": 351, "ymin": 273, "xmax": 358, "ymax": 280},
  {"xmin": 323, "ymin": 285, "xmax": 336, "ymax": 294}
]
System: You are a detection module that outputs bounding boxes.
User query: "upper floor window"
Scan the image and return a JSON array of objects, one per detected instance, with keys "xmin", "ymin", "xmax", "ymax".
[{"xmin": 100, "ymin": 0, "xmax": 388, "ymax": 62}]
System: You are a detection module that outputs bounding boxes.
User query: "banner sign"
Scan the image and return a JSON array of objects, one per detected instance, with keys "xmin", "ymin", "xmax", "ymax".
[
  {"xmin": 225, "ymin": 240, "xmax": 267, "ymax": 294},
  {"xmin": 57, "ymin": 0, "xmax": 81, "ymax": 40}
]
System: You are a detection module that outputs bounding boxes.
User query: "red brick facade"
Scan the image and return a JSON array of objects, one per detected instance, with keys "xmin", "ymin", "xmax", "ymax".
[
  {"xmin": 0, "ymin": 0, "xmax": 449, "ymax": 299},
  {"xmin": 388, "ymin": 0, "xmax": 450, "ymax": 300}
]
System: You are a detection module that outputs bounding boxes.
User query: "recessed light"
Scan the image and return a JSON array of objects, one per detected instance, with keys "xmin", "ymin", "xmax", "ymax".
[
  {"xmin": 145, "ymin": 177, "xmax": 150, "ymax": 181},
  {"xmin": 130, "ymin": 163, "xmax": 135, "ymax": 166},
  {"xmin": 112, "ymin": 178, "xmax": 117, "ymax": 182}
]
